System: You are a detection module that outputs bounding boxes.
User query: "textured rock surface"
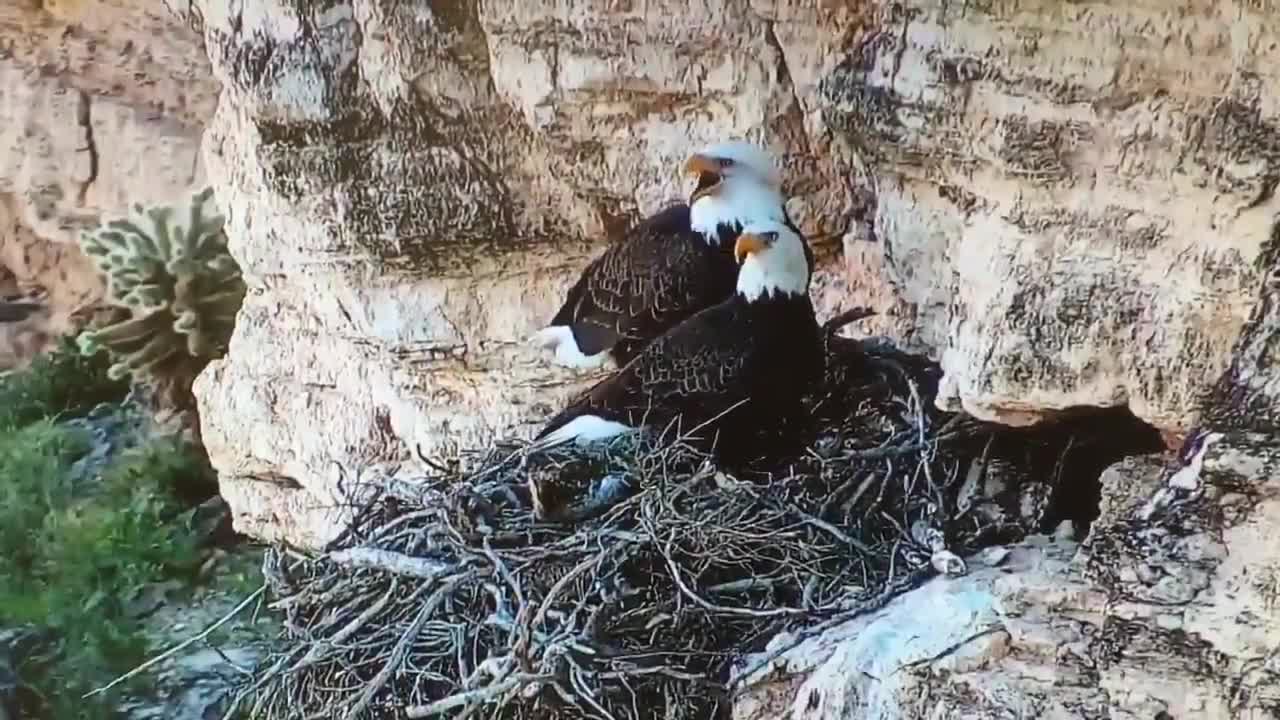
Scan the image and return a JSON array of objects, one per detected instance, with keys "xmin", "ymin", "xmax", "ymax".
[
  {"xmin": 833, "ymin": 0, "xmax": 1280, "ymax": 433},
  {"xmin": 733, "ymin": 225, "xmax": 1280, "ymax": 719},
  {"xmin": 733, "ymin": 437, "xmax": 1280, "ymax": 720},
  {"xmin": 0, "ymin": 0, "xmax": 216, "ymax": 367},
  {"xmin": 189, "ymin": 0, "xmax": 864, "ymax": 547},
  {"xmin": 189, "ymin": 0, "xmax": 1279, "ymax": 548}
]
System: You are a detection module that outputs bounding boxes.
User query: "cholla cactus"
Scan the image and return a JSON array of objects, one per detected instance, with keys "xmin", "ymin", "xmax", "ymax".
[{"xmin": 76, "ymin": 188, "xmax": 245, "ymax": 409}]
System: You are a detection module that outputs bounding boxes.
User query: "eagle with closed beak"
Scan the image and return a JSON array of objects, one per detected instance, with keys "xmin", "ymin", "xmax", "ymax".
[
  {"xmin": 531, "ymin": 140, "xmax": 813, "ymax": 370},
  {"xmin": 528, "ymin": 219, "xmax": 825, "ymax": 520}
]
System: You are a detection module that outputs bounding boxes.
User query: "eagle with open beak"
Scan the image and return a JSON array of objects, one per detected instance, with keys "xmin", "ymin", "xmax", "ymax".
[
  {"xmin": 528, "ymin": 219, "xmax": 825, "ymax": 520},
  {"xmin": 531, "ymin": 140, "xmax": 802, "ymax": 372}
]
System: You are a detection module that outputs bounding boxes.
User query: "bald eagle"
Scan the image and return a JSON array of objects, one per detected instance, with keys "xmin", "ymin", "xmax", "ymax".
[
  {"xmin": 532, "ymin": 140, "xmax": 812, "ymax": 370},
  {"xmin": 528, "ymin": 220, "xmax": 824, "ymax": 518}
]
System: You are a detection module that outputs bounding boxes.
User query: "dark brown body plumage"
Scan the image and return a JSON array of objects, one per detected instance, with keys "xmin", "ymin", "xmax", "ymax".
[
  {"xmin": 537, "ymin": 289, "xmax": 825, "ymax": 466},
  {"xmin": 548, "ymin": 205, "xmax": 816, "ymax": 367},
  {"xmin": 549, "ymin": 204, "xmax": 740, "ymax": 366}
]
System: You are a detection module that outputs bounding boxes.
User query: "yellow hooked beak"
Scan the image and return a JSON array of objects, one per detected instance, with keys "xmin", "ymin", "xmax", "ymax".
[
  {"xmin": 734, "ymin": 232, "xmax": 767, "ymax": 264},
  {"xmin": 683, "ymin": 153, "xmax": 722, "ymax": 178},
  {"xmin": 684, "ymin": 153, "xmax": 725, "ymax": 203}
]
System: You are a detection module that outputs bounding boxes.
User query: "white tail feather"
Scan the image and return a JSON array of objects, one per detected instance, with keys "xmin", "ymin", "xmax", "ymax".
[
  {"xmin": 529, "ymin": 325, "xmax": 615, "ymax": 370},
  {"xmin": 530, "ymin": 326, "xmax": 565, "ymax": 349},
  {"xmin": 531, "ymin": 415, "xmax": 636, "ymax": 451}
]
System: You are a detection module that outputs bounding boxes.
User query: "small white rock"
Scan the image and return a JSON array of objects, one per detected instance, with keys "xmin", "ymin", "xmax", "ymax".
[
  {"xmin": 931, "ymin": 549, "xmax": 968, "ymax": 576},
  {"xmin": 1135, "ymin": 563, "xmax": 1161, "ymax": 585},
  {"xmin": 976, "ymin": 546, "xmax": 1010, "ymax": 567},
  {"xmin": 1054, "ymin": 520, "xmax": 1076, "ymax": 541}
]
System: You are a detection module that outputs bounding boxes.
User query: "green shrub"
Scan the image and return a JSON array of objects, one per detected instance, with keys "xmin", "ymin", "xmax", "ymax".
[
  {"xmin": 0, "ymin": 422, "xmax": 212, "ymax": 718},
  {"xmin": 0, "ymin": 337, "xmax": 128, "ymax": 431}
]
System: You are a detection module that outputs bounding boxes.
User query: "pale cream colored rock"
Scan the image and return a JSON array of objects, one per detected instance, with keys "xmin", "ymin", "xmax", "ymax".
[
  {"xmin": 734, "ymin": 433, "xmax": 1280, "ymax": 720},
  {"xmin": 190, "ymin": 0, "xmax": 867, "ymax": 547},
  {"xmin": 0, "ymin": 0, "xmax": 215, "ymax": 367},
  {"xmin": 190, "ymin": 0, "xmax": 1279, "ymax": 553},
  {"xmin": 832, "ymin": 0, "xmax": 1280, "ymax": 432}
]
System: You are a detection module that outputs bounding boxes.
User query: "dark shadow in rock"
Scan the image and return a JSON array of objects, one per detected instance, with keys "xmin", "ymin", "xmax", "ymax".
[{"xmin": 986, "ymin": 406, "xmax": 1167, "ymax": 539}]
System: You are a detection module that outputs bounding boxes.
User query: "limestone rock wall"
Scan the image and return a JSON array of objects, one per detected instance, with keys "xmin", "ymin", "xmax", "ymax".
[
  {"xmin": 838, "ymin": 0, "xmax": 1280, "ymax": 435},
  {"xmin": 0, "ymin": 0, "xmax": 215, "ymax": 367},
  {"xmin": 732, "ymin": 443, "xmax": 1280, "ymax": 720},
  {"xmin": 733, "ymin": 261, "xmax": 1280, "ymax": 718},
  {"xmin": 190, "ymin": 0, "xmax": 1278, "ymax": 551},
  {"xmin": 189, "ymin": 0, "xmax": 864, "ymax": 546}
]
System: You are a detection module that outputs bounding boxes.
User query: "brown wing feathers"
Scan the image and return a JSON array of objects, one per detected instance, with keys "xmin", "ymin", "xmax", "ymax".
[
  {"xmin": 536, "ymin": 306, "xmax": 749, "ymax": 441},
  {"xmin": 546, "ymin": 204, "xmax": 735, "ymax": 365}
]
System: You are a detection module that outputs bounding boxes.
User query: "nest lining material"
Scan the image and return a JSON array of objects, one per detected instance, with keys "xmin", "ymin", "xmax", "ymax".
[{"xmin": 230, "ymin": 336, "xmax": 1072, "ymax": 720}]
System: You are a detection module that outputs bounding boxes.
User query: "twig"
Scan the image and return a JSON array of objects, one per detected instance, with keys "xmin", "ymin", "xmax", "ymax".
[
  {"xmin": 789, "ymin": 504, "xmax": 877, "ymax": 556},
  {"xmin": 341, "ymin": 573, "xmax": 472, "ymax": 719},
  {"xmin": 287, "ymin": 580, "xmax": 400, "ymax": 673},
  {"xmin": 529, "ymin": 554, "xmax": 603, "ymax": 631},
  {"xmin": 405, "ymin": 673, "xmax": 548, "ymax": 717},
  {"xmin": 822, "ymin": 306, "xmax": 877, "ymax": 337},
  {"xmin": 844, "ymin": 429, "xmax": 966, "ymax": 461},
  {"xmin": 326, "ymin": 547, "xmax": 452, "ymax": 578},
  {"xmin": 657, "ymin": 536, "xmax": 803, "ymax": 618},
  {"xmin": 707, "ymin": 578, "xmax": 781, "ymax": 595},
  {"xmin": 84, "ymin": 585, "xmax": 266, "ymax": 699}
]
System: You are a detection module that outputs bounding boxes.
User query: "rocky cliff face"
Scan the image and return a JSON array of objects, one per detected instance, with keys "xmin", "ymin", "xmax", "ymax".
[
  {"xmin": 15, "ymin": 0, "xmax": 1263, "ymax": 718},
  {"xmin": 7, "ymin": 2, "xmax": 1278, "ymax": 718},
  {"xmin": 190, "ymin": 0, "xmax": 1278, "ymax": 550},
  {"xmin": 734, "ymin": 435, "xmax": 1280, "ymax": 719},
  {"xmin": 0, "ymin": 0, "xmax": 215, "ymax": 367},
  {"xmin": 838, "ymin": 1, "xmax": 1278, "ymax": 438}
]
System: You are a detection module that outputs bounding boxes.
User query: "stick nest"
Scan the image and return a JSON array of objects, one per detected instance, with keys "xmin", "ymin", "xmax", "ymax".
[{"xmin": 232, "ymin": 335, "xmax": 1093, "ymax": 720}]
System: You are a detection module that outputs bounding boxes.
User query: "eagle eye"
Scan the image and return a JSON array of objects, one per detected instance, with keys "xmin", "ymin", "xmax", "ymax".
[{"xmin": 718, "ymin": 157, "xmax": 736, "ymax": 168}]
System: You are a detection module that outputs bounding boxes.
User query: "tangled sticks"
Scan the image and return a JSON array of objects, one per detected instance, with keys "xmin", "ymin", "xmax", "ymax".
[{"xmin": 232, "ymin": 338, "xmax": 1070, "ymax": 720}]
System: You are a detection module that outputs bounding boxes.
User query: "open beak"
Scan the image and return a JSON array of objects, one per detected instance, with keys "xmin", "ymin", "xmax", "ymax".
[
  {"xmin": 684, "ymin": 153, "xmax": 724, "ymax": 203},
  {"xmin": 684, "ymin": 154, "xmax": 721, "ymax": 178},
  {"xmin": 734, "ymin": 232, "xmax": 768, "ymax": 264}
]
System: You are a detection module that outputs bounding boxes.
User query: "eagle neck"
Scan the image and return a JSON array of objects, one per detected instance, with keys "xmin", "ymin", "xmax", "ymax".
[
  {"xmin": 729, "ymin": 291, "xmax": 817, "ymax": 339},
  {"xmin": 734, "ymin": 249, "xmax": 810, "ymax": 301},
  {"xmin": 690, "ymin": 180, "xmax": 785, "ymax": 245}
]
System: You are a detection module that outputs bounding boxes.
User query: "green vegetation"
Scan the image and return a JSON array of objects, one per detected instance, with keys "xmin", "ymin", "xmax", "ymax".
[
  {"xmin": 0, "ymin": 340, "xmax": 232, "ymax": 719},
  {"xmin": 0, "ymin": 336, "xmax": 128, "ymax": 429},
  {"xmin": 77, "ymin": 187, "xmax": 246, "ymax": 413}
]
